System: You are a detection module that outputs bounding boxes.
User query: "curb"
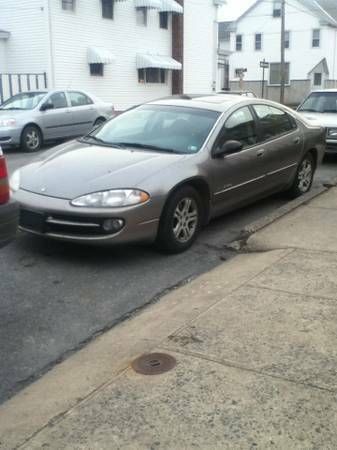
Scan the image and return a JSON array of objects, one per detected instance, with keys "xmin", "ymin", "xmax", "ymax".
[{"xmin": 224, "ymin": 183, "xmax": 328, "ymax": 252}]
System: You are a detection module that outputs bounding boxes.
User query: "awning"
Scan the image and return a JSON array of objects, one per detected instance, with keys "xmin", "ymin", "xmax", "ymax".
[
  {"xmin": 137, "ymin": 53, "xmax": 182, "ymax": 70},
  {"xmin": 134, "ymin": 0, "xmax": 162, "ymax": 9},
  {"xmin": 160, "ymin": 0, "xmax": 183, "ymax": 13},
  {"xmin": 87, "ymin": 47, "xmax": 116, "ymax": 64}
]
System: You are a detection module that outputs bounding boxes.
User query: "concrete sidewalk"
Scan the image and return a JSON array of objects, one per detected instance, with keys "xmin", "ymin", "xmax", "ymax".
[{"xmin": 2, "ymin": 188, "xmax": 337, "ymax": 449}]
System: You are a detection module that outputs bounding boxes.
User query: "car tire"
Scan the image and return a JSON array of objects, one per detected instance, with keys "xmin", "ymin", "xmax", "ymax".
[
  {"xmin": 156, "ymin": 186, "xmax": 203, "ymax": 254},
  {"xmin": 94, "ymin": 117, "xmax": 106, "ymax": 128},
  {"xmin": 21, "ymin": 125, "xmax": 42, "ymax": 152},
  {"xmin": 287, "ymin": 152, "xmax": 315, "ymax": 199}
]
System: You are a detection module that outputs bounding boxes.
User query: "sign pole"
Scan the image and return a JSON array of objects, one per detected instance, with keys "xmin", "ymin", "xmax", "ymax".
[{"xmin": 262, "ymin": 59, "xmax": 265, "ymax": 98}]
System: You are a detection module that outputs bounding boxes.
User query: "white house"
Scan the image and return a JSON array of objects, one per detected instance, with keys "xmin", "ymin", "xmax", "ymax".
[
  {"xmin": 219, "ymin": 0, "xmax": 337, "ymax": 104},
  {"xmin": 0, "ymin": 0, "xmax": 225, "ymax": 109}
]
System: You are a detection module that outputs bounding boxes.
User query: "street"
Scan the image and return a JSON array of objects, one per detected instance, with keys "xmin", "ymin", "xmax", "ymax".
[{"xmin": 1, "ymin": 145, "xmax": 336, "ymax": 406}]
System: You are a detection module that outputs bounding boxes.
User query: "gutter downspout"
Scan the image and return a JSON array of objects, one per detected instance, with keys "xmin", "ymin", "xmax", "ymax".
[
  {"xmin": 333, "ymin": 28, "xmax": 337, "ymax": 88},
  {"xmin": 47, "ymin": 0, "xmax": 56, "ymax": 88}
]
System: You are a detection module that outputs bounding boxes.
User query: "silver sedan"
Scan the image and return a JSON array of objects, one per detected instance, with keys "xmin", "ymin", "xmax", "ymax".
[
  {"xmin": 0, "ymin": 90, "xmax": 114, "ymax": 152},
  {"xmin": 11, "ymin": 95, "xmax": 325, "ymax": 253}
]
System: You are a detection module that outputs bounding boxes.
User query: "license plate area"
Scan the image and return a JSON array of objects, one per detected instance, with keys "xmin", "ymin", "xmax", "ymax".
[{"xmin": 20, "ymin": 210, "xmax": 46, "ymax": 233}]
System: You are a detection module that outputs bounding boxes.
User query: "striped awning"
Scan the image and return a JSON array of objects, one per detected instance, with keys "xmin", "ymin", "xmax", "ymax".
[
  {"xmin": 137, "ymin": 53, "xmax": 182, "ymax": 70},
  {"xmin": 160, "ymin": 0, "xmax": 183, "ymax": 13},
  {"xmin": 87, "ymin": 47, "xmax": 116, "ymax": 64},
  {"xmin": 134, "ymin": 0, "xmax": 161, "ymax": 9}
]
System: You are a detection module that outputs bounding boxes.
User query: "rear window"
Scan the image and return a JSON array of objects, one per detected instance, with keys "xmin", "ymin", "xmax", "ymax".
[{"xmin": 298, "ymin": 92, "xmax": 337, "ymax": 113}]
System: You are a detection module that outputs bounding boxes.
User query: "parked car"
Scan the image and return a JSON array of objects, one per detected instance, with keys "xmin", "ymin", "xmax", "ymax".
[
  {"xmin": 297, "ymin": 89, "xmax": 337, "ymax": 154},
  {"xmin": 11, "ymin": 95, "xmax": 325, "ymax": 253},
  {"xmin": 0, "ymin": 147, "xmax": 18, "ymax": 248},
  {"xmin": 218, "ymin": 90, "xmax": 257, "ymax": 98},
  {"xmin": 0, "ymin": 90, "xmax": 115, "ymax": 152}
]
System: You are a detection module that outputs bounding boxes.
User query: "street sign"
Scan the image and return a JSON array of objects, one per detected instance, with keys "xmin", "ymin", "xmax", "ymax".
[{"xmin": 260, "ymin": 61, "xmax": 269, "ymax": 69}]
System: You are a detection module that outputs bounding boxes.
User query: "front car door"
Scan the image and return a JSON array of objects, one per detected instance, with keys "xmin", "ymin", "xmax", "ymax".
[
  {"xmin": 252, "ymin": 104, "xmax": 302, "ymax": 189},
  {"xmin": 208, "ymin": 106, "xmax": 268, "ymax": 216},
  {"xmin": 40, "ymin": 91, "xmax": 72, "ymax": 139},
  {"xmin": 67, "ymin": 91, "xmax": 97, "ymax": 136}
]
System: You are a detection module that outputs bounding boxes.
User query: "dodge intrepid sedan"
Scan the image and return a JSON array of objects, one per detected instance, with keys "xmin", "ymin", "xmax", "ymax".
[{"xmin": 11, "ymin": 95, "xmax": 325, "ymax": 253}]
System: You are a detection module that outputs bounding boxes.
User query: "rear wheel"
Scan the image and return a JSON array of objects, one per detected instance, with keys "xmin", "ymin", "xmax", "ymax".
[
  {"xmin": 21, "ymin": 125, "xmax": 42, "ymax": 152},
  {"xmin": 287, "ymin": 152, "xmax": 315, "ymax": 198},
  {"xmin": 156, "ymin": 186, "xmax": 202, "ymax": 254}
]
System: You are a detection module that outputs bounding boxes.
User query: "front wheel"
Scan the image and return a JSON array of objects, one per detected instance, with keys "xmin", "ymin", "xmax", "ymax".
[
  {"xmin": 287, "ymin": 152, "xmax": 315, "ymax": 199},
  {"xmin": 21, "ymin": 125, "xmax": 42, "ymax": 152},
  {"xmin": 156, "ymin": 186, "xmax": 202, "ymax": 254}
]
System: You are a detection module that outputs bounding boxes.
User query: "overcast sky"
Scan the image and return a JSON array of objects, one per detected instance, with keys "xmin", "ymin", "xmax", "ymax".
[{"xmin": 218, "ymin": 0, "xmax": 256, "ymax": 21}]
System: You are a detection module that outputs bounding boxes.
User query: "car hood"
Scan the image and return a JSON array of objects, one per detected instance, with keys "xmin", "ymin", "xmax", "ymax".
[
  {"xmin": 19, "ymin": 140, "xmax": 187, "ymax": 199},
  {"xmin": 298, "ymin": 111, "xmax": 337, "ymax": 128},
  {"xmin": 0, "ymin": 109, "xmax": 28, "ymax": 118}
]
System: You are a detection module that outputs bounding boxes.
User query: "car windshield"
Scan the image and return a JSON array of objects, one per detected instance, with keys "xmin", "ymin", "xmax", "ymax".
[
  {"xmin": 0, "ymin": 92, "xmax": 47, "ymax": 110},
  {"xmin": 298, "ymin": 92, "xmax": 337, "ymax": 113},
  {"xmin": 86, "ymin": 104, "xmax": 221, "ymax": 154}
]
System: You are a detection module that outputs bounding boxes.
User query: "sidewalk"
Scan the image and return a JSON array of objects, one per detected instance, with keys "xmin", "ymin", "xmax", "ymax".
[{"xmin": 2, "ymin": 188, "xmax": 337, "ymax": 449}]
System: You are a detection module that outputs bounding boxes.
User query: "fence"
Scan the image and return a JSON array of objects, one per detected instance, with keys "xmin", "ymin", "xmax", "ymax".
[{"xmin": 0, "ymin": 72, "xmax": 47, "ymax": 104}]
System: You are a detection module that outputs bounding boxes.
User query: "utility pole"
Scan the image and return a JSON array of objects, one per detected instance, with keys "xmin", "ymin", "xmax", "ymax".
[{"xmin": 280, "ymin": 0, "xmax": 286, "ymax": 104}]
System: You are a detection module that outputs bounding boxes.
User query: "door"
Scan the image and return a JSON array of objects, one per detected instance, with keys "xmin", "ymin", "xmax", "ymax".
[
  {"xmin": 40, "ymin": 92, "xmax": 72, "ymax": 139},
  {"xmin": 208, "ymin": 106, "xmax": 268, "ymax": 215},
  {"xmin": 252, "ymin": 104, "xmax": 302, "ymax": 189},
  {"xmin": 67, "ymin": 91, "xmax": 97, "ymax": 136}
]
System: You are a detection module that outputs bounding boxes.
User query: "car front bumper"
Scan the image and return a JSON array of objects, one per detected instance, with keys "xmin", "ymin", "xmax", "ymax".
[
  {"xmin": 14, "ymin": 189, "xmax": 163, "ymax": 245},
  {"xmin": 0, "ymin": 126, "xmax": 22, "ymax": 148},
  {"xmin": 0, "ymin": 199, "xmax": 19, "ymax": 248}
]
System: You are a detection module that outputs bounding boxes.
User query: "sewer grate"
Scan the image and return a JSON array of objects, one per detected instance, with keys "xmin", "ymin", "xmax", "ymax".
[{"xmin": 131, "ymin": 353, "xmax": 176, "ymax": 375}]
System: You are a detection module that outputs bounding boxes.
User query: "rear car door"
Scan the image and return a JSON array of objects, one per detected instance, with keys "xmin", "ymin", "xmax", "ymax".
[
  {"xmin": 208, "ymin": 106, "xmax": 268, "ymax": 214},
  {"xmin": 40, "ymin": 92, "xmax": 72, "ymax": 139},
  {"xmin": 67, "ymin": 91, "xmax": 97, "ymax": 136},
  {"xmin": 252, "ymin": 104, "xmax": 301, "ymax": 189}
]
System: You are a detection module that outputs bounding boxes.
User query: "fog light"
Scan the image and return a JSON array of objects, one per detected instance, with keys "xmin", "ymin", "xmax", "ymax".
[{"xmin": 102, "ymin": 218, "xmax": 124, "ymax": 233}]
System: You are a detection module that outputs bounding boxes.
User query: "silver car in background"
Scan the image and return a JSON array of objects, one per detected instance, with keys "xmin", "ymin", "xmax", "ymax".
[
  {"xmin": 0, "ymin": 90, "xmax": 114, "ymax": 152},
  {"xmin": 297, "ymin": 89, "xmax": 337, "ymax": 154}
]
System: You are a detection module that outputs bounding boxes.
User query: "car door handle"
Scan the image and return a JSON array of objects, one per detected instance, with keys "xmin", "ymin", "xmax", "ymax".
[
  {"xmin": 293, "ymin": 137, "xmax": 301, "ymax": 144},
  {"xmin": 257, "ymin": 149, "xmax": 265, "ymax": 157}
]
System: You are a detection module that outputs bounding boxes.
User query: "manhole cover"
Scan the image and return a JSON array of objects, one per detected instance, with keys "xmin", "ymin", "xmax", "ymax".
[{"xmin": 131, "ymin": 353, "xmax": 176, "ymax": 375}]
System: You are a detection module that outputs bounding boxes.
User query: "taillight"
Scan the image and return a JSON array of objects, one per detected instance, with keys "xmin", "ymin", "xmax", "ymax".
[{"xmin": 0, "ymin": 154, "xmax": 10, "ymax": 204}]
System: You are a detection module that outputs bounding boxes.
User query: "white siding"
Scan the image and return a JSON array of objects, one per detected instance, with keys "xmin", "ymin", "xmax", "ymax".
[
  {"xmin": 0, "ymin": 0, "xmax": 48, "ymax": 74},
  {"xmin": 49, "ymin": 1, "xmax": 173, "ymax": 110},
  {"xmin": 229, "ymin": 0, "xmax": 337, "ymax": 82},
  {"xmin": 183, "ymin": 0, "xmax": 218, "ymax": 93},
  {"xmin": 0, "ymin": 40, "xmax": 7, "ymax": 72}
]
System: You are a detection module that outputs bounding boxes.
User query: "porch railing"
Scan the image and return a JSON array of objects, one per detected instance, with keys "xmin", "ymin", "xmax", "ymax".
[{"xmin": 0, "ymin": 72, "xmax": 47, "ymax": 104}]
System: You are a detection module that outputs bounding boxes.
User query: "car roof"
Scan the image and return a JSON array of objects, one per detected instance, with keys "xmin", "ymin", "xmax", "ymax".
[
  {"xmin": 149, "ymin": 94, "xmax": 275, "ymax": 113},
  {"xmin": 309, "ymin": 89, "xmax": 337, "ymax": 93}
]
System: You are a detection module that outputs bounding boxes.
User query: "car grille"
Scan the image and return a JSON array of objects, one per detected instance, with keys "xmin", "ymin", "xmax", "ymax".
[{"xmin": 19, "ymin": 210, "xmax": 123, "ymax": 237}]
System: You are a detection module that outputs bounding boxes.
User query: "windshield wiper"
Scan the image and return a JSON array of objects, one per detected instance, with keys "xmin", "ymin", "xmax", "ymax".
[
  {"xmin": 113, "ymin": 142, "xmax": 179, "ymax": 153},
  {"xmin": 78, "ymin": 135, "xmax": 124, "ymax": 148},
  {"xmin": 299, "ymin": 108, "xmax": 320, "ymax": 113}
]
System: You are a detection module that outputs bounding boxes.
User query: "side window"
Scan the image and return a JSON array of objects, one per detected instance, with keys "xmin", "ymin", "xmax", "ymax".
[
  {"xmin": 253, "ymin": 105, "xmax": 295, "ymax": 141},
  {"xmin": 68, "ymin": 91, "xmax": 93, "ymax": 107},
  {"xmin": 216, "ymin": 106, "xmax": 258, "ymax": 151},
  {"xmin": 47, "ymin": 92, "xmax": 67, "ymax": 109}
]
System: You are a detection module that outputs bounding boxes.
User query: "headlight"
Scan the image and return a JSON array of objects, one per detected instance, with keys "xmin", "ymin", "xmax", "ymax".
[
  {"xmin": 0, "ymin": 119, "xmax": 16, "ymax": 128},
  {"xmin": 71, "ymin": 189, "xmax": 150, "ymax": 208},
  {"xmin": 327, "ymin": 128, "xmax": 337, "ymax": 139},
  {"xmin": 9, "ymin": 169, "xmax": 20, "ymax": 192}
]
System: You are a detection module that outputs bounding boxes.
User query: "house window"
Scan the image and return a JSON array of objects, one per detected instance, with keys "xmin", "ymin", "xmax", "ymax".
[
  {"xmin": 136, "ymin": 7, "xmax": 148, "ymax": 26},
  {"xmin": 312, "ymin": 29, "xmax": 320, "ymax": 47},
  {"xmin": 90, "ymin": 63, "xmax": 104, "ymax": 76},
  {"xmin": 138, "ymin": 68, "xmax": 166, "ymax": 83},
  {"xmin": 159, "ymin": 12, "xmax": 169, "ymax": 29},
  {"xmin": 269, "ymin": 62, "xmax": 290, "ymax": 85},
  {"xmin": 273, "ymin": 0, "xmax": 281, "ymax": 17},
  {"xmin": 285, "ymin": 31, "xmax": 290, "ymax": 49},
  {"xmin": 62, "ymin": 0, "xmax": 75, "ymax": 10},
  {"xmin": 314, "ymin": 73, "xmax": 322, "ymax": 86},
  {"xmin": 102, "ymin": 0, "xmax": 114, "ymax": 19},
  {"xmin": 255, "ymin": 33, "xmax": 262, "ymax": 51},
  {"xmin": 236, "ymin": 34, "xmax": 242, "ymax": 51}
]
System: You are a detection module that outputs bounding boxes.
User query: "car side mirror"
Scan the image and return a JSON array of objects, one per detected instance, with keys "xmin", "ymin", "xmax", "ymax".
[
  {"xmin": 213, "ymin": 140, "xmax": 243, "ymax": 158},
  {"xmin": 40, "ymin": 102, "xmax": 54, "ymax": 112}
]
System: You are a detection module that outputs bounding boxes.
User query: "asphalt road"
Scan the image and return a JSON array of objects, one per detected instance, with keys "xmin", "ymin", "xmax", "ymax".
[{"xmin": 1, "ymin": 146, "xmax": 336, "ymax": 405}]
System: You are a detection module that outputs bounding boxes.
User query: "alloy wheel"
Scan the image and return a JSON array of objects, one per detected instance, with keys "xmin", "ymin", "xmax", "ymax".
[
  {"xmin": 173, "ymin": 197, "xmax": 198, "ymax": 243},
  {"xmin": 26, "ymin": 129, "xmax": 40, "ymax": 150},
  {"xmin": 298, "ymin": 158, "xmax": 313, "ymax": 193}
]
